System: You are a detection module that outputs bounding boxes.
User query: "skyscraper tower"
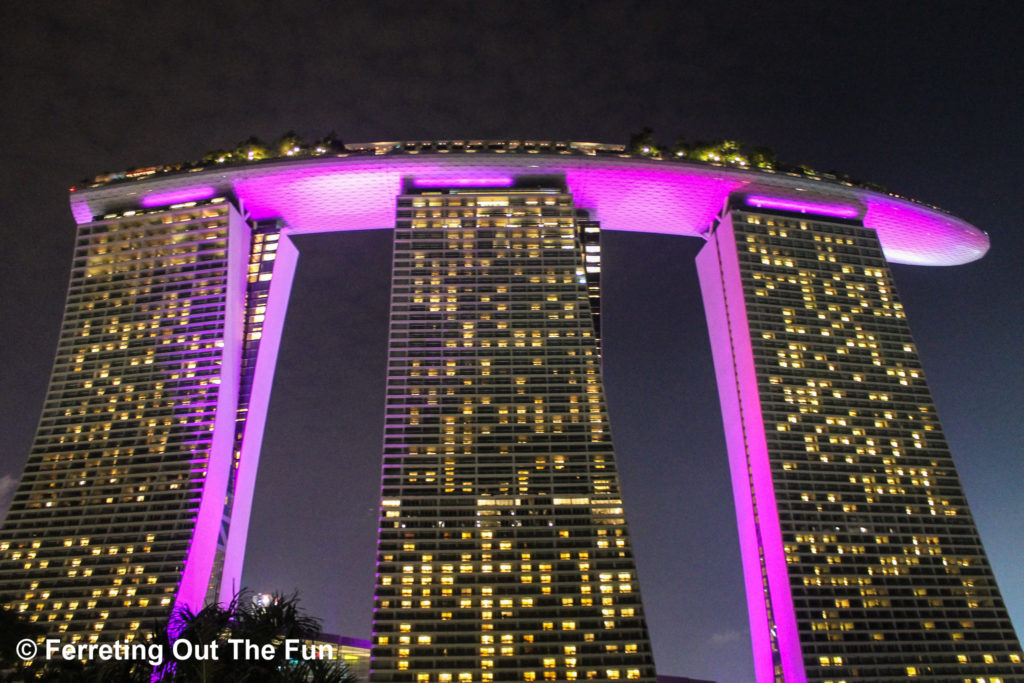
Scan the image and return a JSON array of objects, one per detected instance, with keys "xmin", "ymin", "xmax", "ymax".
[
  {"xmin": 697, "ymin": 193, "xmax": 1023, "ymax": 681},
  {"xmin": 372, "ymin": 181, "xmax": 655, "ymax": 682},
  {"xmin": 0, "ymin": 141, "xmax": 1019, "ymax": 682},
  {"xmin": 0, "ymin": 196, "xmax": 297, "ymax": 642}
]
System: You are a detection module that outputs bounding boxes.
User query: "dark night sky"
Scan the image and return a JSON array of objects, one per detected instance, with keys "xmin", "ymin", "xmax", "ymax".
[{"xmin": 1, "ymin": 3, "xmax": 1022, "ymax": 682}]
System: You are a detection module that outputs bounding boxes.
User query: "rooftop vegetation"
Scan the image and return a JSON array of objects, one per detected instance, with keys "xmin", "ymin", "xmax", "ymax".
[
  {"xmin": 79, "ymin": 129, "xmax": 887, "ymax": 194},
  {"xmin": 626, "ymin": 127, "xmax": 886, "ymax": 192}
]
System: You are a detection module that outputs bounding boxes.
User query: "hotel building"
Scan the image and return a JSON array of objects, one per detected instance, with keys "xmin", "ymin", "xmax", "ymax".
[
  {"xmin": 373, "ymin": 181, "xmax": 654, "ymax": 682},
  {"xmin": 698, "ymin": 197, "xmax": 1022, "ymax": 681},
  {"xmin": 0, "ymin": 198, "xmax": 296, "ymax": 640},
  {"xmin": 0, "ymin": 140, "xmax": 1019, "ymax": 682}
]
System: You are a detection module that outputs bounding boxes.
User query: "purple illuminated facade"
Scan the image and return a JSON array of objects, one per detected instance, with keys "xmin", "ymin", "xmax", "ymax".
[
  {"xmin": 697, "ymin": 196, "xmax": 1022, "ymax": 681},
  {"xmin": 0, "ymin": 197, "xmax": 298, "ymax": 640},
  {"xmin": 1, "ymin": 141, "xmax": 1020, "ymax": 681}
]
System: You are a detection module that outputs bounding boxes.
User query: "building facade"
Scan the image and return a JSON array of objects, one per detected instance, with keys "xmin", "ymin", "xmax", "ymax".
[
  {"xmin": 304, "ymin": 633, "xmax": 373, "ymax": 683},
  {"xmin": 0, "ymin": 198, "xmax": 297, "ymax": 641},
  {"xmin": 0, "ymin": 142, "xmax": 1019, "ymax": 682},
  {"xmin": 372, "ymin": 182, "xmax": 654, "ymax": 682},
  {"xmin": 697, "ymin": 196, "xmax": 1023, "ymax": 681}
]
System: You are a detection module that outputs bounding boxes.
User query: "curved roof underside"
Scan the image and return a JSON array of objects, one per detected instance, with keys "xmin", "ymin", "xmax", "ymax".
[{"xmin": 70, "ymin": 152, "xmax": 988, "ymax": 266}]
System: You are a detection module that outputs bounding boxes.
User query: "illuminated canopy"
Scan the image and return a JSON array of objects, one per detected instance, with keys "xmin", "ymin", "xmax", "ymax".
[{"xmin": 70, "ymin": 147, "xmax": 987, "ymax": 266}]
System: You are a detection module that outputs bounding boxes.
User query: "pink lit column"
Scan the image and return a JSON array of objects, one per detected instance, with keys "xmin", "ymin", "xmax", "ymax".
[
  {"xmin": 696, "ymin": 211, "xmax": 805, "ymax": 683},
  {"xmin": 171, "ymin": 205, "xmax": 251, "ymax": 616},
  {"xmin": 218, "ymin": 232, "xmax": 299, "ymax": 605}
]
